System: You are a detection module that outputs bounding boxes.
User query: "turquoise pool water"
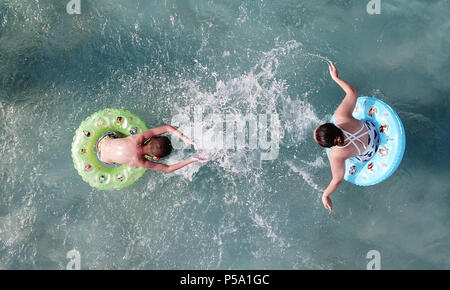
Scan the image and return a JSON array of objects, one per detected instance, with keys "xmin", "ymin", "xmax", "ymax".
[{"xmin": 0, "ymin": 0, "xmax": 449, "ymax": 269}]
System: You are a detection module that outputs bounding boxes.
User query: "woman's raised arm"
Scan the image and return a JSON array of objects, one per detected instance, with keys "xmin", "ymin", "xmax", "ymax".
[{"xmin": 328, "ymin": 61, "xmax": 358, "ymax": 122}]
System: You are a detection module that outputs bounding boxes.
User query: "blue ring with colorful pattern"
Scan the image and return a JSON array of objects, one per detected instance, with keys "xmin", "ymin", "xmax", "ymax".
[{"xmin": 327, "ymin": 96, "xmax": 406, "ymax": 186}]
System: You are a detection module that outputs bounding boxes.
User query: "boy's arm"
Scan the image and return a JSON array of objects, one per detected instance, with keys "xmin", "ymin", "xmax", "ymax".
[
  {"xmin": 140, "ymin": 125, "xmax": 173, "ymax": 139},
  {"xmin": 328, "ymin": 62, "xmax": 358, "ymax": 122},
  {"xmin": 140, "ymin": 125, "xmax": 197, "ymax": 149},
  {"xmin": 139, "ymin": 156, "xmax": 207, "ymax": 173}
]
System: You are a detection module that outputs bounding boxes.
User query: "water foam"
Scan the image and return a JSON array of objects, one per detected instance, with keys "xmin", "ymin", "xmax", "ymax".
[{"xmin": 167, "ymin": 40, "xmax": 324, "ymax": 179}]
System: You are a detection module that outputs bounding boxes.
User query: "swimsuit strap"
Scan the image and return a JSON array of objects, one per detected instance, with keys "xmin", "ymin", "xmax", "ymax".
[{"xmin": 336, "ymin": 123, "xmax": 369, "ymax": 155}]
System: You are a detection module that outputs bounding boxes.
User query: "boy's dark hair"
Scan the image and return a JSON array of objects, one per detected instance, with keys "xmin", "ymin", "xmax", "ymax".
[
  {"xmin": 315, "ymin": 123, "xmax": 345, "ymax": 148},
  {"xmin": 149, "ymin": 136, "xmax": 173, "ymax": 158}
]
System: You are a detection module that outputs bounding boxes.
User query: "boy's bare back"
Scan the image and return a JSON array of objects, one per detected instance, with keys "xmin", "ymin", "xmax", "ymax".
[{"xmin": 99, "ymin": 134, "xmax": 147, "ymax": 168}]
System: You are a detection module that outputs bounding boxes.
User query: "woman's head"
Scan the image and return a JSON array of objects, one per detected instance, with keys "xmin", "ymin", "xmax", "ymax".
[
  {"xmin": 147, "ymin": 136, "xmax": 172, "ymax": 159},
  {"xmin": 313, "ymin": 123, "xmax": 345, "ymax": 148}
]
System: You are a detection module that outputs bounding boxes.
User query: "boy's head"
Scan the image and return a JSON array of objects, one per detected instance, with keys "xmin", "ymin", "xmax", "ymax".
[
  {"xmin": 147, "ymin": 136, "xmax": 172, "ymax": 159},
  {"xmin": 313, "ymin": 123, "xmax": 344, "ymax": 148}
]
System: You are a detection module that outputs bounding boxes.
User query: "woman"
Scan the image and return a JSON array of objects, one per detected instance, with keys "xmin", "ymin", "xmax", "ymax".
[{"xmin": 314, "ymin": 62, "xmax": 379, "ymax": 212}]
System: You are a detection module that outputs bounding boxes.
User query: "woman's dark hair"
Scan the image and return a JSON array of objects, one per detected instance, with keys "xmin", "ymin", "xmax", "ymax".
[
  {"xmin": 314, "ymin": 123, "xmax": 345, "ymax": 148},
  {"xmin": 149, "ymin": 136, "xmax": 173, "ymax": 157}
]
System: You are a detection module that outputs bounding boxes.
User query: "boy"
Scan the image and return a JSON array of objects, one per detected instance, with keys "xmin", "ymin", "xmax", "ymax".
[{"xmin": 97, "ymin": 125, "xmax": 207, "ymax": 172}]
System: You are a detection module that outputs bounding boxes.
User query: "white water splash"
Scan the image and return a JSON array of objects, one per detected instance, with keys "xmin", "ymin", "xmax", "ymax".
[
  {"xmin": 169, "ymin": 40, "xmax": 314, "ymax": 178},
  {"xmin": 286, "ymin": 161, "xmax": 323, "ymax": 192}
]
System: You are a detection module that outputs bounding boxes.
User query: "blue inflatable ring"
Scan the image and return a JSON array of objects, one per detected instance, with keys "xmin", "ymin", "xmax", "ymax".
[{"xmin": 327, "ymin": 96, "xmax": 406, "ymax": 186}]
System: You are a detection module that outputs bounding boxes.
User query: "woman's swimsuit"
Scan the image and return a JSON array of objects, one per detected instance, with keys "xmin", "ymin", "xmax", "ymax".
[
  {"xmin": 96, "ymin": 131, "xmax": 119, "ymax": 164},
  {"xmin": 336, "ymin": 121, "xmax": 380, "ymax": 162}
]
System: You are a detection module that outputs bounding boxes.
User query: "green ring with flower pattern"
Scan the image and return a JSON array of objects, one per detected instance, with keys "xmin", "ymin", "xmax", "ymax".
[{"xmin": 71, "ymin": 108, "xmax": 149, "ymax": 190}]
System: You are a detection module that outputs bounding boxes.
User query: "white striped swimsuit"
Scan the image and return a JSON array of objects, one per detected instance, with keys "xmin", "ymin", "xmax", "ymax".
[{"xmin": 336, "ymin": 121, "xmax": 380, "ymax": 162}]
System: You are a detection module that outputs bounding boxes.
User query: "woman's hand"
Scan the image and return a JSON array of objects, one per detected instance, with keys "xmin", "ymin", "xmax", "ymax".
[
  {"xmin": 322, "ymin": 194, "xmax": 333, "ymax": 212},
  {"xmin": 328, "ymin": 61, "xmax": 339, "ymax": 80}
]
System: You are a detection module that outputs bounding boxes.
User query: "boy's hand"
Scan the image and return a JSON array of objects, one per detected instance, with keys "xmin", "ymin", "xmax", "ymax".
[
  {"xmin": 322, "ymin": 194, "xmax": 333, "ymax": 212},
  {"xmin": 328, "ymin": 61, "xmax": 339, "ymax": 80},
  {"xmin": 192, "ymin": 155, "xmax": 208, "ymax": 163}
]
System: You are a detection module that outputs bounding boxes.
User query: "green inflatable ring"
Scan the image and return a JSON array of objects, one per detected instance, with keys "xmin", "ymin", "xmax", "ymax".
[{"xmin": 71, "ymin": 108, "xmax": 149, "ymax": 190}]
